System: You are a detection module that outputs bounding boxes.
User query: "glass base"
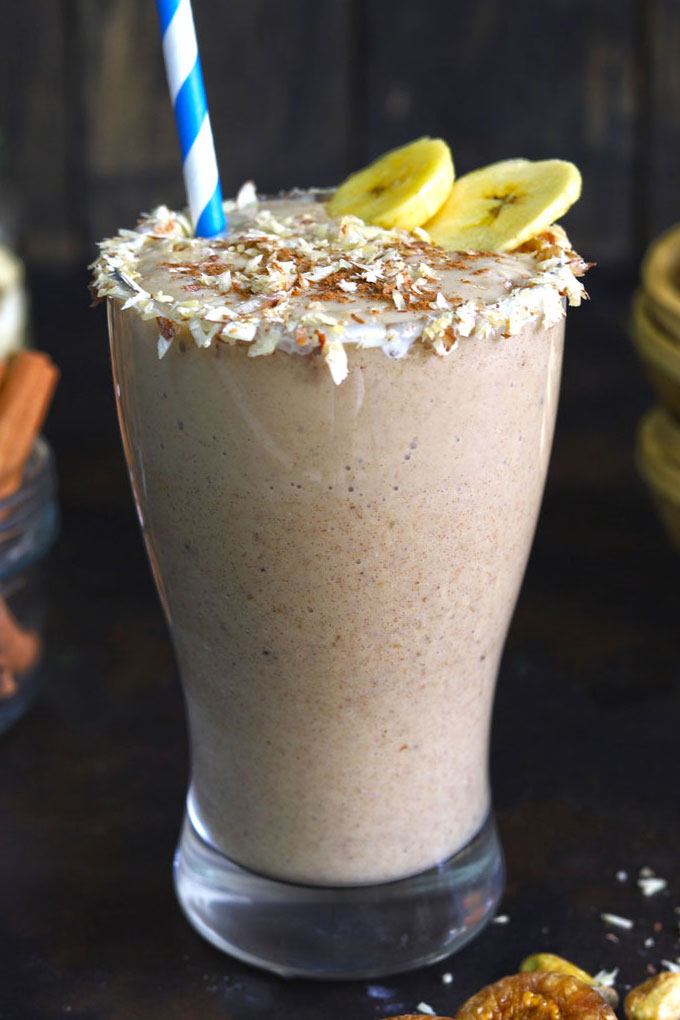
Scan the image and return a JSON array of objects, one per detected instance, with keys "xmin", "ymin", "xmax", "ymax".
[{"xmin": 173, "ymin": 810, "xmax": 504, "ymax": 980}]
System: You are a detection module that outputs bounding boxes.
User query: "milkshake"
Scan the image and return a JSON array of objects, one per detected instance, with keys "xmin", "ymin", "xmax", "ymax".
[{"xmin": 93, "ymin": 167, "xmax": 587, "ymax": 974}]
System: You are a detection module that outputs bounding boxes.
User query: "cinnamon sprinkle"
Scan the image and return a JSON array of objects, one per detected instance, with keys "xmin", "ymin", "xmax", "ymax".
[{"xmin": 157, "ymin": 316, "xmax": 176, "ymax": 341}]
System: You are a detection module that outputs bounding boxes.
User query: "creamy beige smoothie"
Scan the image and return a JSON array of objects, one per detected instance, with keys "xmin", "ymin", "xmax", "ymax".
[{"xmin": 95, "ymin": 191, "xmax": 586, "ymax": 887}]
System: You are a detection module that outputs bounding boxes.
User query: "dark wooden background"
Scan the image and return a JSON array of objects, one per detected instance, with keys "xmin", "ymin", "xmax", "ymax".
[
  {"xmin": 2, "ymin": 3, "xmax": 680, "ymax": 1017},
  {"xmin": 0, "ymin": 0, "xmax": 679, "ymax": 271}
]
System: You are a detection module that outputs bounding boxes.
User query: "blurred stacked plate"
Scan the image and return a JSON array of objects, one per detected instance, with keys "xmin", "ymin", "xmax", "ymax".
[{"xmin": 632, "ymin": 223, "xmax": 680, "ymax": 550}]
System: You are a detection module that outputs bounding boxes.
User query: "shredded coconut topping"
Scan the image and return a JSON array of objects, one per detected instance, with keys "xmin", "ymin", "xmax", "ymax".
[{"xmin": 91, "ymin": 188, "xmax": 589, "ymax": 383}]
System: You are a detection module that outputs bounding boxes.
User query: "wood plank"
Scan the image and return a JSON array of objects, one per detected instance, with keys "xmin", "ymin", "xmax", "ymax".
[
  {"xmin": 75, "ymin": 0, "xmax": 182, "ymax": 244},
  {"xmin": 0, "ymin": 2, "xmax": 73, "ymax": 263},
  {"xmin": 362, "ymin": 0, "xmax": 639, "ymax": 266},
  {"xmin": 194, "ymin": 0, "xmax": 353, "ymax": 198},
  {"xmin": 647, "ymin": 0, "xmax": 680, "ymax": 241},
  {"xmin": 0, "ymin": 1, "xmax": 653, "ymax": 269},
  {"xmin": 76, "ymin": 0, "xmax": 353, "ymax": 245}
]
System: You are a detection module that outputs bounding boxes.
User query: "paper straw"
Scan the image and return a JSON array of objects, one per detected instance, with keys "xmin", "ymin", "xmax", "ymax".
[{"xmin": 156, "ymin": 0, "xmax": 226, "ymax": 237}]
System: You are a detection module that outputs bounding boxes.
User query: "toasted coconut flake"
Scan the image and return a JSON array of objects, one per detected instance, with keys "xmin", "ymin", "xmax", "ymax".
[
  {"xmin": 593, "ymin": 968, "xmax": 619, "ymax": 987},
  {"xmin": 602, "ymin": 912, "xmax": 634, "ymax": 930},
  {"xmin": 157, "ymin": 334, "xmax": 172, "ymax": 359},
  {"xmin": 324, "ymin": 340, "xmax": 348, "ymax": 384},
  {"xmin": 222, "ymin": 319, "xmax": 257, "ymax": 342},
  {"xmin": 639, "ymin": 877, "xmax": 668, "ymax": 897},
  {"xmin": 248, "ymin": 331, "xmax": 279, "ymax": 357},
  {"xmin": 236, "ymin": 181, "xmax": 258, "ymax": 208}
]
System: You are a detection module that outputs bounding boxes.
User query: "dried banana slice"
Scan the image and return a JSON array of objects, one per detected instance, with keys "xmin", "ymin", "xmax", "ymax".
[
  {"xmin": 425, "ymin": 157, "xmax": 581, "ymax": 252},
  {"xmin": 327, "ymin": 137, "xmax": 454, "ymax": 230}
]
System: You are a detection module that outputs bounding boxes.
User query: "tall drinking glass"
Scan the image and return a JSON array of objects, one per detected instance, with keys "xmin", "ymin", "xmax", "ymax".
[
  {"xmin": 93, "ymin": 186, "xmax": 588, "ymax": 977},
  {"xmin": 106, "ymin": 278, "xmax": 564, "ymax": 976}
]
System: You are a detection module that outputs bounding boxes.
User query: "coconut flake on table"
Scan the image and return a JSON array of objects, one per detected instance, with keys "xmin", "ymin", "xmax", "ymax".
[
  {"xmin": 638, "ymin": 876, "xmax": 668, "ymax": 896},
  {"xmin": 593, "ymin": 968, "xmax": 619, "ymax": 987},
  {"xmin": 601, "ymin": 912, "xmax": 634, "ymax": 930}
]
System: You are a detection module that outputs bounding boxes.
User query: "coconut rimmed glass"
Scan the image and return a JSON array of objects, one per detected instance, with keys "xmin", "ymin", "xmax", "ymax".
[{"xmin": 106, "ymin": 283, "xmax": 567, "ymax": 978}]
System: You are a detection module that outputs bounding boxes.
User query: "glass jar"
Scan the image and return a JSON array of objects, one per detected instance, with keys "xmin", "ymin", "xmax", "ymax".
[{"xmin": 0, "ymin": 436, "xmax": 58, "ymax": 733}]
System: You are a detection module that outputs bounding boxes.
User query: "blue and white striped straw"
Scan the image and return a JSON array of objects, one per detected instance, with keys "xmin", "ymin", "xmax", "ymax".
[{"xmin": 156, "ymin": 0, "xmax": 226, "ymax": 237}]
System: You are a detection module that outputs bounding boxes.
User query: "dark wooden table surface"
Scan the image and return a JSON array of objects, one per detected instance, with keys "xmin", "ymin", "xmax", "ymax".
[{"xmin": 1, "ymin": 265, "xmax": 679, "ymax": 1019}]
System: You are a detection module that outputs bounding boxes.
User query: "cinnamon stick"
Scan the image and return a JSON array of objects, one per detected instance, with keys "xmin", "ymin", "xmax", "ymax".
[
  {"xmin": 0, "ymin": 594, "xmax": 41, "ymax": 699},
  {"xmin": 0, "ymin": 595, "xmax": 41, "ymax": 674},
  {"xmin": 0, "ymin": 658, "xmax": 17, "ymax": 698},
  {"xmin": 0, "ymin": 351, "xmax": 59, "ymax": 499}
]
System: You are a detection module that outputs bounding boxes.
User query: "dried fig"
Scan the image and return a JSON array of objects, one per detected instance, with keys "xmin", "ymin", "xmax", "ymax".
[
  {"xmin": 456, "ymin": 971, "xmax": 617, "ymax": 1020},
  {"xmin": 519, "ymin": 953, "xmax": 618, "ymax": 1009}
]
